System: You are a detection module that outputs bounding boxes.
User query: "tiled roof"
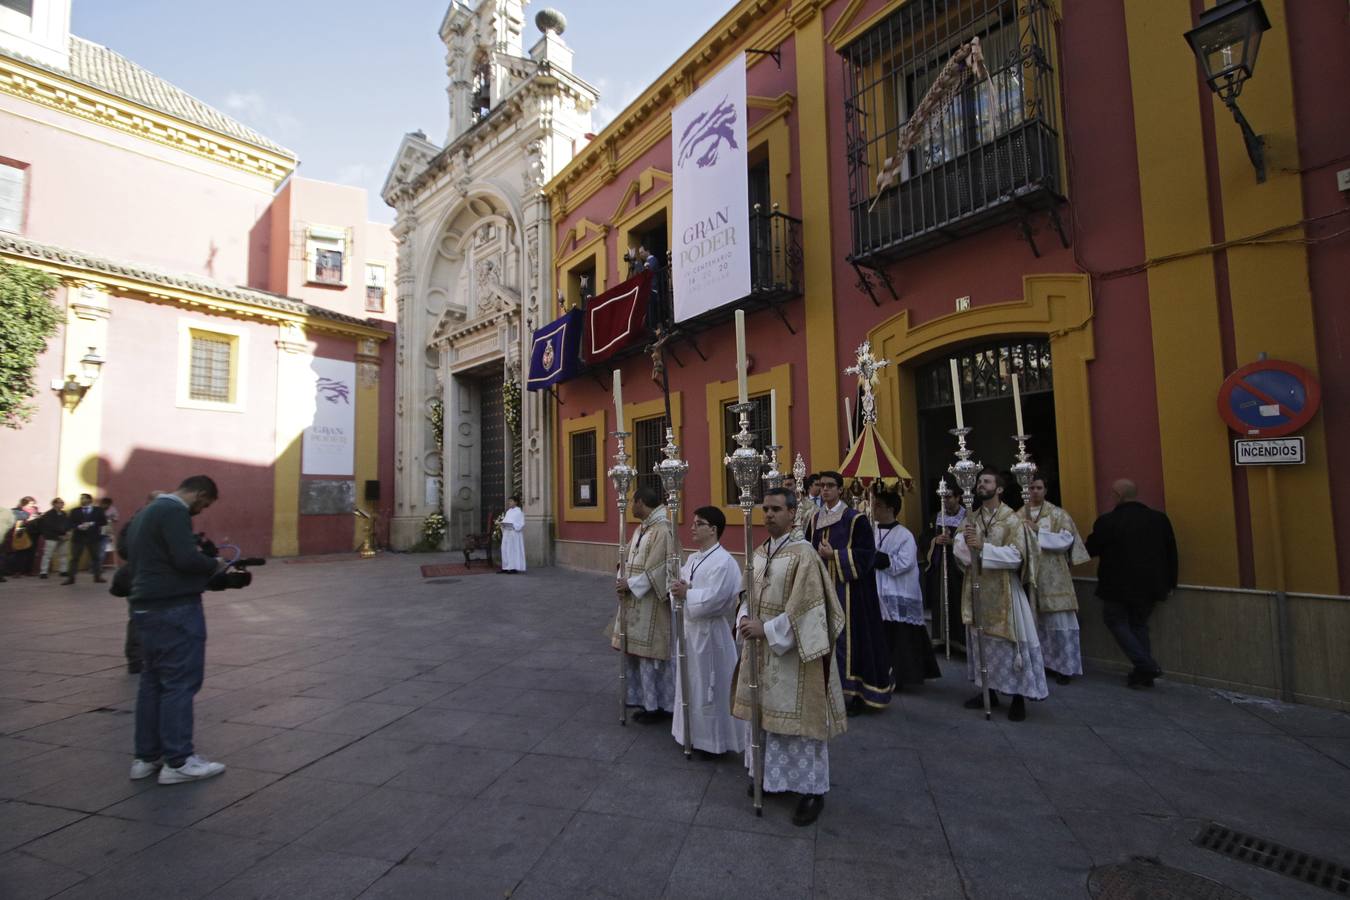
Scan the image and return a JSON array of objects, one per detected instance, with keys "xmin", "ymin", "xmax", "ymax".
[
  {"xmin": 0, "ymin": 233, "xmax": 370, "ymax": 329},
  {"xmin": 1, "ymin": 35, "xmax": 295, "ymax": 158}
]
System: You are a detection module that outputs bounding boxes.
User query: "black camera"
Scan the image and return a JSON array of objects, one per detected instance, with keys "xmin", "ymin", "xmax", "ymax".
[{"xmin": 196, "ymin": 534, "xmax": 266, "ymax": 591}]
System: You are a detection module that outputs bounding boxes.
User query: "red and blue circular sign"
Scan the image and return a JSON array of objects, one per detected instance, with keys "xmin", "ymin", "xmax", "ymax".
[{"xmin": 1217, "ymin": 360, "xmax": 1321, "ymax": 438}]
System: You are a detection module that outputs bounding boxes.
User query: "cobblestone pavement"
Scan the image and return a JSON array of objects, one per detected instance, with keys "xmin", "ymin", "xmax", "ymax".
[{"xmin": 1, "ymin": 555, "xmax": 1348, "ymax": 899}]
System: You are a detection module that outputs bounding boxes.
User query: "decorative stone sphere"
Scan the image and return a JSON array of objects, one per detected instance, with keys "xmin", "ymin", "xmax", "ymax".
[{"xmin": 535, "ymin": 8, "xmax": 566, "ymax": 36}]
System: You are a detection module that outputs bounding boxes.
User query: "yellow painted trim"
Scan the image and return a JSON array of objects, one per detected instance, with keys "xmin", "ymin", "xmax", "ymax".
[
  {"xmin": 867, "ymin": 274, "xmax": 1097, "ymax": 537},
  {"xmin": 1, "ymin": 250, "xmax": 390, "ymax": 342},
  {"xmin": 1209, "ymin": 0, "xmax": 1335, "ymax": 593},
  {"xmin": 55, "ymin": 285, "xmax": 108, "ymax": 501},
  {"xmin": 270, "ymin": 333, "xmax": 312, "ymax": 557},
  {"xmin": 1123, "ymin": 0, "xmax": 1239, "ymax": 588},
  {"xmin": 555, "ymin": 236, "xmax": 608, "ymax": 311},
  {"xmin": 794, "ymin": 8, "xmax": 841, "ymax": 473},
  {"xmin": 827, "ymin": 0, "xmax": 907, "ymax": 50},
  {"xmin": 748, "ymin": 96, "xmax": 794, "ymax": 213},
  {"xmin": 553, "ymin": 218, "xmax": 608, "ymax": 263},
  {"xmin": 706, "ymin": 363, "xmax": 793, "ymax": 526},
  {"xmin": 623, "ymin": 393, "xmax": 685, "ymax": 525},
  {"xmin": 561, "ymin": 408, "xmax": 608, "ymax": 523},
  {"xmin": 614, "ymin": 188, "xmax": 671, "ymax": 264},
  {"xmin": 609, "ymin": 168, "xmax": 672, "ymax": 226},
  {"xmin": 0, "ymin": 55, "xmax": 295, "ymax": 184},
  {"xmin": 354, "ymin": 361, "xmax": 380, "ymax": 550},
  {"xmin": 176, "ymin": 320, "xmax": 247, "ymax": 413}
]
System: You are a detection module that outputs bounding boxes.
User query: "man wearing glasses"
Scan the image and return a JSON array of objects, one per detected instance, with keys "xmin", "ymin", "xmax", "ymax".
[{"xmin": 670, "ymin": 507, "xmax": 744, "ymax": 758}]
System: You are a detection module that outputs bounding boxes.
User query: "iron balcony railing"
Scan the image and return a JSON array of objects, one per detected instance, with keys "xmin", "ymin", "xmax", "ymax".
[
  {"xmin": 842, "ymin": 0, "xmax": 1063, "ymax": 265},
  {"xmin": 631, "ymin": 206, "xmax": 803, "ymax": 336}
]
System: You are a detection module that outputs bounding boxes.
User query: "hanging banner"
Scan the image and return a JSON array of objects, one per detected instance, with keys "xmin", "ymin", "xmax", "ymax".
[
  {"xmin": 527, "ymin": 307, "xmax": 584, "ymax": 390},
  {"xmin": 672, "ymin": 53, "xmax": 751, "ymax": 322},
  {"xmin": 303, "ymin": 358, "xmax": 356, "ymax": 476},
  {"xmin": 582, "ymin": 270, "xmax": 652, "ymax": 366}
]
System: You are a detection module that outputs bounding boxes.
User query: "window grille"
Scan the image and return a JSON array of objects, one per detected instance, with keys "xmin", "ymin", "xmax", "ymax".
[
  {"xmin": 189, "ymin": 334, "xmax": 232, "ymax": 403},
  {"xmin": 570, "ymin": 430, "xmax": 598, "ymax": 507},
  {"xmin": 841, "ymin": 0, "xmax": 1061, "ymax": 264},
  {"xmin": 633, "ymin": 415, "xmax": 669, "ymax": 500},
  {"xmin": 916, "ymin": 338, "xmax": 1052, "ymax": 410},
  {"xmin": 314, "ymin": 249, "xmax": 344, "ymax": 285},
  {"xmin": 722, "ymin": 395, "xmax": 773, "ymax": 506}
]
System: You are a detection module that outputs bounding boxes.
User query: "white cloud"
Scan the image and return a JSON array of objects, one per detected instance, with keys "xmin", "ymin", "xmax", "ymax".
[{"xmin": 220, "ymin": 90, "xmax": 300, "ymax": 142}]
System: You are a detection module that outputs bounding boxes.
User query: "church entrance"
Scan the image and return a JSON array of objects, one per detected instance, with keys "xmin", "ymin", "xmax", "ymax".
[
  {"xmin": 479, "ymin": 369, "xmax": 506, "ymax": 535},
  {"xmin": 914, "ymin": 338, "xmax": 1058, "ymax": 523}
]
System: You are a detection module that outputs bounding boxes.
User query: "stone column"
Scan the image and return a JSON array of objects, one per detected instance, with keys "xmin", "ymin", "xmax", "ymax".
[
  {"xmin": 389, "ymin": 198, "xmax": 424, "ymax": 549},
  {"xmin": 520, "ymin": 172, "xmax": 554, "ymax": 567}
]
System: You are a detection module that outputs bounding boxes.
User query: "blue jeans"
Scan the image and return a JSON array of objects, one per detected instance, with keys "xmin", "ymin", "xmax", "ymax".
[{"xmin": 132, "ymin": 600, "xmax": 206, "ymax": 766}]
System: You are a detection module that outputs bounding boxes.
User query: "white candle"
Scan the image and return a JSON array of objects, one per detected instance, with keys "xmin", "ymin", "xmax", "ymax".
[
  {"xmin": 612, "ymin": 368, "xmax": 624, "ymax": 433},
  {"xmin": 735, "ymin": 310, "xmax": 748, "ymax": 404},
  {"xmin": 770, "ymin": 388, "xmax": 778, "ymax": 446},
  {"xmin": 950, "ymin": 359, "xmax": 965, "ymax": 431},
  {"xmin": 1012, "ymin": 372, "xmax": 1025, "ymax": 437},
  {"xmin": 844, "ymin": 397, "xmax": 855, "ymax": 444}
]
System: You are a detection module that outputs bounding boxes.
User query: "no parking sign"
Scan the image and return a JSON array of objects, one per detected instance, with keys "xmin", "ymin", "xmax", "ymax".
[{"xmin": 1217, "ymin": 360, "xmax": 1320, "ymax": 438}]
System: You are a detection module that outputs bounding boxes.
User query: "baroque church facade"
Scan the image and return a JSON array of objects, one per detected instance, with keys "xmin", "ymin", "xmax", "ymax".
[{"xmin": 382, "ymin": 1, "xmax": 596, "ymax": 562}]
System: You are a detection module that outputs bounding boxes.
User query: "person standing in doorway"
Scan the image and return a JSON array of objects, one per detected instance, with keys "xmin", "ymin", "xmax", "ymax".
[
  {"xmin": 499, "ymin": 494, "xmax": 526, "ymax": 573},
  {"xmin": 1085, "ymin": 479, "xmax": 1178, "ymax": 688}
]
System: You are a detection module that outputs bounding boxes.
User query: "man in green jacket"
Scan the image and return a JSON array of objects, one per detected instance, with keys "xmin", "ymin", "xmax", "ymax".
[{"xmin": 125, "ymin": 475, "xmax": 226, "ymax": 785}]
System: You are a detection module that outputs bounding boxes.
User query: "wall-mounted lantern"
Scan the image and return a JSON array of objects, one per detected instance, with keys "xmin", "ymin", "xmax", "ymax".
[
  {"xmin": 1184, "ymin": 0, "xmax": 1272, "ymax": 182},
  {"xmin": 55, "ymin": 346, "xmax": 106, "ymax": 409}
]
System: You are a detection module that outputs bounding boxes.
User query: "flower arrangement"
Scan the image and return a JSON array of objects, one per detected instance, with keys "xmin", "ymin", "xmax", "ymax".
[
  {"xmin": 421, "ymin": 511, "xmax": 447, "ymax": 548},
  {"xmin": 491, "ymin": 511, "xmax": 505, "ymax": 543}
]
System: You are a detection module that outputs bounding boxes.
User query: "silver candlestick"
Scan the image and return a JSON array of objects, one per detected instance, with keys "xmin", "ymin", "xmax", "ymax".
[
  {"xmin": 725, "ymin": 402, "xmax": 766, "ymax": 817},
  {"xmin": 761, "ymin": 443, "xmax": 784, "ymax": 491},
  {"xmin": 608, "ymin": 432, "xmax": 637, "ymax": 726},
  {"xmin": 1010, "ymin": 435, "xmax": 1036, "ymax": 508},
  {"xmin": 948, "ymin": 426, "xmax": 991, "ymax": 721},
  {"xmin": 654, "ymin": 427, "xmax": 693, "ymax": 760}
]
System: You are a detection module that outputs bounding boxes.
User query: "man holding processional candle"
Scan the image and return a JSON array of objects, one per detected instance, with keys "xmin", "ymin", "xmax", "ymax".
[
  {"xmin": 949, "ymin": 362, "xmax": 1048, "ymax": 721},
  {"xmin": 609, "ymin": 374, "xmax": 679, "ymax": 724}
]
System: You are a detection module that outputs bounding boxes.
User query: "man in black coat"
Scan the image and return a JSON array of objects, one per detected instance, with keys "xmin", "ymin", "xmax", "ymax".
[
  {"xmin": 33, "ymin": 498, "xmax": 70, "ymax": 579},
  {"xmin": 64, "ymin": 493, "xmax": 107, "ymax": 584},
  {"xmin": 1085, "ymin": 478, "xmax": 1178, "ymax": 688}
]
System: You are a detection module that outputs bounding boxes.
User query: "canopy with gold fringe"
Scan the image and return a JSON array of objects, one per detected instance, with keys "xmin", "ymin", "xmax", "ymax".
[{"xmin": 839, "ymin": 420, "xmax": 912, "ymax": 489}]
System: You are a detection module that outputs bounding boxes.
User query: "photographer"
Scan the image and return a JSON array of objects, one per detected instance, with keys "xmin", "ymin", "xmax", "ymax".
[{"xmin": 124, "ymin": 475, "xmax": 227, "ymax": 785}]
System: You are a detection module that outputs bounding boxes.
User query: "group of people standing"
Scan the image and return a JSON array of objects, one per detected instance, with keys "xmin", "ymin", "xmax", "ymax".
[
  {"xmin": 609, "ymin": 468, "xmax": 1179, "ymax": 826},
  {"xmin": 1, "ymin": 494, "xmax": 118, "ymax": 583}
]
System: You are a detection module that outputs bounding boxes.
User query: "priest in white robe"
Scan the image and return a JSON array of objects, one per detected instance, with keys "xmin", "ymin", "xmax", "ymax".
[
  {"xmin": 499, "ymin": 494, "xmax": 526, "ymax": 573},
  {"xmin": 611, "ymin": 484, "xmax": 677, "ymax": 722},
  {"xmin": 670, "ymin": 506, "xmax": 744, "ymax": 757},
  {"xmin": 1019, "ymin": 473, "xmax": 1089, "ymax": 684},
  {"xmin": 953, "ymin": 468, "xmax": 1048, "ymax": 721}
]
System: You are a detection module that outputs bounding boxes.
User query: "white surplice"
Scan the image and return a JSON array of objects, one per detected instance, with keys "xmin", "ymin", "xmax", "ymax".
[
  {"xmin": 954, "ymin": 533, "xmax": 1049, "ymax": 700},
  {"xmin": 672, "ymin": 543, "xmax": 745, "ymax": 754},
  {"xmin": 500, "ymin": 507, "xmax": 526, "ymax": 572},
  {"xmin": 1033, "ymin": 526, "xmax": 1083, "ymax": 675}
]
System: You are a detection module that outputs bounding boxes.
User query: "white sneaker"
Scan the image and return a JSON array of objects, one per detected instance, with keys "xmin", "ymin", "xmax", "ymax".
[
  {"xmin": 157, "ymin": 755, "xmax": 226, "ymax": 785},
  {"xmin": 129, "ymin": 758, "xmax": 163, "ymax": 780}
]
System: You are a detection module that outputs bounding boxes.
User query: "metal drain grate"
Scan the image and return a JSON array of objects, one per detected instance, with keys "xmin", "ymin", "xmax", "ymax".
[{"xmin": 1194, "ymin": 822, "xmax": 1350, "ymax": 895}]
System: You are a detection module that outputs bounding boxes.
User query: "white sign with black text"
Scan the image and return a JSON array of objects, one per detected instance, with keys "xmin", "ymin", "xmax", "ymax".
[
  {"xmin": 303, "ymin": 358, "xmax": 356, "ymax": 476},
  {"xmin": 1233, "ymin": 437, "xmax": 1305, "ymax": 466},
  {"xmin": 671, "ymin": 53, "xmax": 751, "ymax": 322}
]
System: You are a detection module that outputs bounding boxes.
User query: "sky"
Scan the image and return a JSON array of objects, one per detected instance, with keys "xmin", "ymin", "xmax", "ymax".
[{"xmin": 70, "ymin": 0, "xmax": 734, "ymax": 223}]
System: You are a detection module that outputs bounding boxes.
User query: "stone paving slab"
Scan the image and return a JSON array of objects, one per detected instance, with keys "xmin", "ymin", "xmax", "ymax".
[{"xmin": 0, "ymin": 555, "xmax": 1347, "ymax": 898}]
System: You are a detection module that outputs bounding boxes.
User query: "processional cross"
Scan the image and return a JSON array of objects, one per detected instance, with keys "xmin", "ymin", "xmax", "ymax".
[{"xmin": 844, "ymin": 340, "xmax": 889, "ymax": 426}]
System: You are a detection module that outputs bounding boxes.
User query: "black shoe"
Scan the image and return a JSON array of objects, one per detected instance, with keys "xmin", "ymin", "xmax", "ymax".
[
  {"xmin": 61, "ymin": 578, "xmax": 74, "ymax": 585},
  {"xmin": 1055, "ymin": 673, "xmax": 1072, "ymax": 686},
  {"xmin": 127, "ymin": 662, "xmax": 142, "ymax": 675},
  {"xmin": 694, "ymin": 749, "xmax": 722, "ymax": 762},
  {"xmin": 963, "ymin": 690, "xmax": 1000, "ymax": 710},
  {"xmin": 38, "ymin": 574, "xmax": 47, "ymax": 580},
  {"xmin": 93, "ymin": 577, "xmax": 105, "ymax": 583},
  {"xmin": 1007, "ymin": 695, "xmax": 1026, "ymax": 722},
  {"xmin": 792, "ymin": 794, "xmax": 824, "ymax": 827},
  {"xmin": 845, "ymin": 697, "xmax": 865, "ymax": 718}
]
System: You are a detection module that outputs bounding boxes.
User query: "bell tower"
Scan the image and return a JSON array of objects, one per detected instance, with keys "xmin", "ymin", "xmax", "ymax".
[{"xmin": 440, "ymin": 0, "xmax": 526, "ymax": 143}]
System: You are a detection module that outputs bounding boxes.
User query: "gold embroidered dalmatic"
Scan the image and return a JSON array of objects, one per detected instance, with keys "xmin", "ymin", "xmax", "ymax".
[
  {"xmin": 732, "ymin": 539, "xmax": 847, "ymax": 742},
  {"xmin": 610, "ymin": 506, "xmax": 676, "ymax": 660},
  {"xmin": 958, "ymin": 503, "xmax": 1036, "ymax": 643},
  {"xmin": 1019, "ymin": 500, "xmax": 1090, "ymax": 613}
]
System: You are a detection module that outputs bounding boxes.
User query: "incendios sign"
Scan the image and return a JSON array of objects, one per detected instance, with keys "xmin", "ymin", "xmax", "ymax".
[{"xmin": 671, "ymin": 53, "xmax": 750, "ymax": 322}]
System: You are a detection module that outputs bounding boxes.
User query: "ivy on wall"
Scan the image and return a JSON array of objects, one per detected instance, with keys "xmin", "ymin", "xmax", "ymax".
[{"xmin": 0, "ymin": 262, "xmax": 62, "ymax": 430}]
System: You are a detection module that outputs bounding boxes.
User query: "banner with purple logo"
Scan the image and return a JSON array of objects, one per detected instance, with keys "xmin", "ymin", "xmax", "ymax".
[
  {"xmin": 672, "ymin": 53, "xmax": 750, "ymax": 322},
  {"xmin": 303, "ymin": 358, "xmax": 356, "ymax": 476}
]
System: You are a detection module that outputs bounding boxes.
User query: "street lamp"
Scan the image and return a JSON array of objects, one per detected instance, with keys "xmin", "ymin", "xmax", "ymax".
[
  {"xmin": 1184, "ymin": 0, "xmax": 1272, "ymax": 182},
  {"xmin": 55, "ymin": 346, "xmax": 106, "ymax": 409}
]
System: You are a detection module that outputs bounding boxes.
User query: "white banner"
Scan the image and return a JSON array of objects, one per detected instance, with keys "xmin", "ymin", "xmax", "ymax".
[
  {"xmin": 302, "ymin": 358, "xmax": 356, "ymax": 476},
  {"xmin": 672, "ymin": 53, "xmax": 751, "ymax": 322}
]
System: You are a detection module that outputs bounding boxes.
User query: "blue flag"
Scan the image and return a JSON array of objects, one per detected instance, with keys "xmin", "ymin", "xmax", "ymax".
[{"xmin": 527, "ymin": 308, "xmax": 583, "ymax": 391}]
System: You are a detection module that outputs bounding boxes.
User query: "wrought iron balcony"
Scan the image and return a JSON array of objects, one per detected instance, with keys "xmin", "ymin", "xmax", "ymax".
[{"xmin": 841, "ymin": 0, "xmax": 1064, "ymax": 269}]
